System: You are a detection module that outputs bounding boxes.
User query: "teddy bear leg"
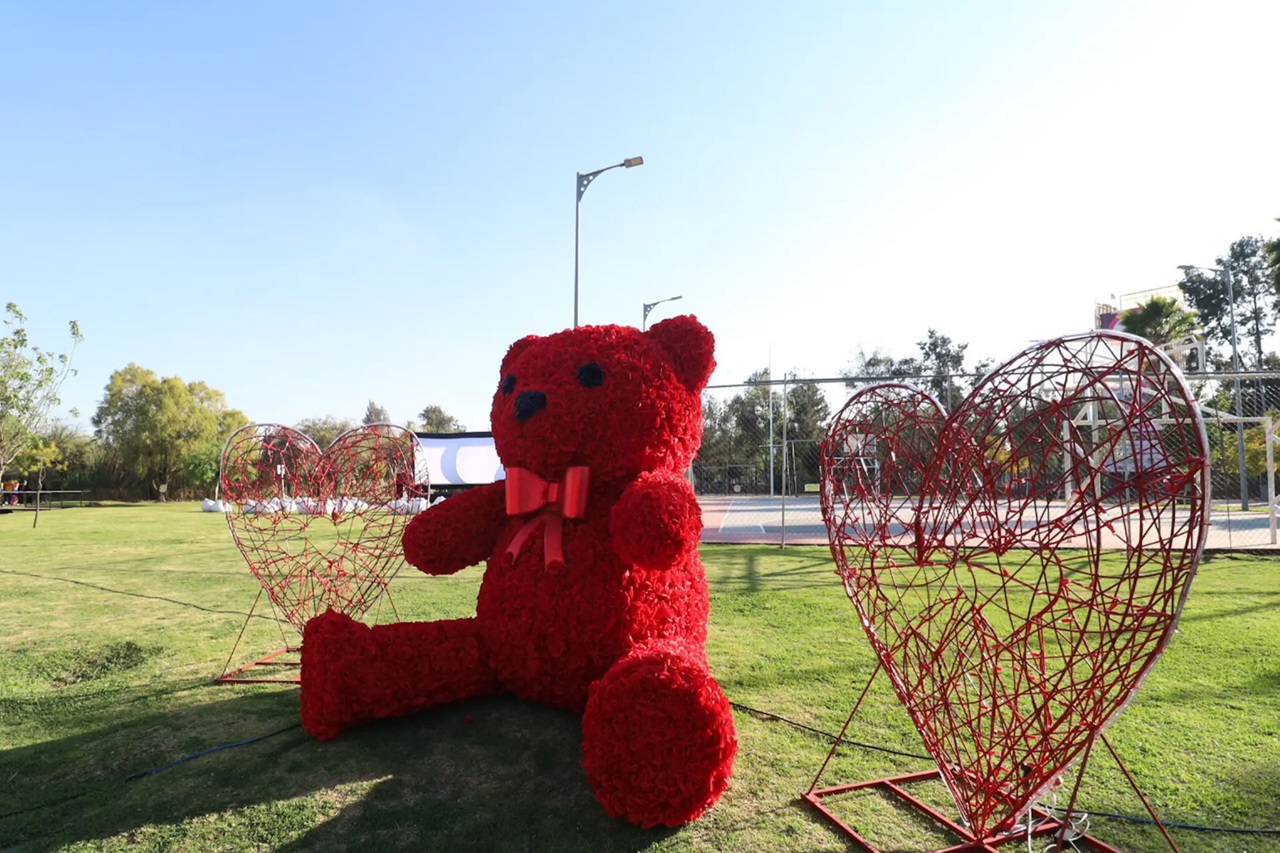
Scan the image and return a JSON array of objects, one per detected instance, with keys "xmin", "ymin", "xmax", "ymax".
[
  {"xmin": 580, "ymin": 641, "xmax": 737, "ymax": 827},
  {"xmin": 300, "ymin": 609, "xmax": 500, "ymax": 740}
]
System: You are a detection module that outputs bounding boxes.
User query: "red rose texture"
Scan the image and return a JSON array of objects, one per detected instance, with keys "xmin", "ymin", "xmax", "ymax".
[{"xmin": 300, "ymin": 316, "xmax": 736, "ymax": 827}]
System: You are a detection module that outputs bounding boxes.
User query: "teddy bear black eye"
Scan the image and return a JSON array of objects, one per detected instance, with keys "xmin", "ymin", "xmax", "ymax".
[
  {"xmin": 577, "ymin": 363, "xmax": 604, "ymax": 388},
  {"xmin": 501, "ymin": 374, "xmax": 517, "ymax": 395}
]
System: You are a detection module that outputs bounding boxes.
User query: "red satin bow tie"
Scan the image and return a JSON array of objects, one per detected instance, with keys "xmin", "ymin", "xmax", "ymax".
[{"xmin": 504, "ymin": 466, "xmax": 590, "ymax": 569}]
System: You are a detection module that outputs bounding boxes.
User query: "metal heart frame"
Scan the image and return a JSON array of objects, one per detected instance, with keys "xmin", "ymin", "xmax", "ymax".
[
  {"xmin": 219, "ymin": 423, "xmax": 420, "ymax": 633},
  {"xmin": 817, "ymin": 331, "xmax": 1209, "ymax": 839}
]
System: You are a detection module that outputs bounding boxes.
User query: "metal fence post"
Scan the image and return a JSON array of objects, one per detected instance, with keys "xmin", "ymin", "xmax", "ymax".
[
  {"xmin": 1268, "ymin": 416, "xmax": 1276, "ymax": 545},
  {"xmin": 780, "ymin": 373, "xmax": 789, "ymax": 549}
]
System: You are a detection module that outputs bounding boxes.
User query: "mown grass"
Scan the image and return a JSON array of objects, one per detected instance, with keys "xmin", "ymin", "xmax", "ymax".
[{"xmin": 1, "ymin": 504, "xmax": 1278, "ymax": 852}]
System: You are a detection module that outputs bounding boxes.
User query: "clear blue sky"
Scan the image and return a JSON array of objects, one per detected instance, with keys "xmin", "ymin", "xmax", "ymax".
[{"xmin": 4, "ymin": 1, "xmax": 1278, "ymax": 432}]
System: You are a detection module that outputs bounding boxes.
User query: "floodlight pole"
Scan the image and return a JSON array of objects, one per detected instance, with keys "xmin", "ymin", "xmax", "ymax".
[
  {"xmin": 1181, "ymin": 263, "xmax": 1248, "ymax": 510},
  {"xmin": 642, "ymin": 295, "xmax": 682, "ymax": 330},
  {"xmin": 575, "ymin": 156, "xmax": 644, "ymax": 328}
]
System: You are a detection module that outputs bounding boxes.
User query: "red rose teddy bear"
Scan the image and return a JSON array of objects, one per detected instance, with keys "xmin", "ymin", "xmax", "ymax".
[{"xmin": 299, "ymin": 316, "xmax": 737, "ymax": 827}]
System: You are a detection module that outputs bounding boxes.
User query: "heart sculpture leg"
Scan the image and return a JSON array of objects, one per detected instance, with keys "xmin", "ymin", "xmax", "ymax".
[
  {"xmin": 581, "ymin": 640, "xmax": 737, "ymax": 828},
  {"xmin": 300, "ymin": 610, "xmax": 500, "ymax": 740}
]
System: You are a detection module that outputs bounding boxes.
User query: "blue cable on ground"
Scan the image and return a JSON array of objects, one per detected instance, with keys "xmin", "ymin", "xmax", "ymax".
[
  {"xmin": 1, "ymin": 724, "xmax": 301, "ymax": 819},
  {"xmin": 127, "ymin": 724, "xmax": 300, "ymax": 779},
  {"xmin": 1047, "ymin": 806, "xmax": 1280, "ymax": 836}
]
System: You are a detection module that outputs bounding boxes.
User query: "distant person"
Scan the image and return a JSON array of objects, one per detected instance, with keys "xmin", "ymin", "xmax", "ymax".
[{"xmin": 2, "ymin": 479, "xmax": 17, "ymax": 506}]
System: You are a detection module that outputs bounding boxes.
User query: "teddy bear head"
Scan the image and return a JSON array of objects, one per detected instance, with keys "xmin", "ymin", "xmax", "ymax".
[{"xmin": 489, "ymin": 316, "xmax": 715, "ymax": 483}]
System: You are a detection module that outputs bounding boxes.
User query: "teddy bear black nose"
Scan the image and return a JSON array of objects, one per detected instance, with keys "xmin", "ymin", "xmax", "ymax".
[{"xmin": 514, "ymin": 390, "xmax": 547, "ymax": 423}]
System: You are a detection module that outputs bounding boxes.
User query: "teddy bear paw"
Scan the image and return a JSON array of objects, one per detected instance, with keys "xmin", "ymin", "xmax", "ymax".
[{"xmin": 581, "ymin": 642, "xmax": 737, "ymax": 827}]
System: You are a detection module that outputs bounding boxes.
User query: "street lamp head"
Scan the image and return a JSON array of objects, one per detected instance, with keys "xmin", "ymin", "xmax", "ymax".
[
  {"xmin": 622, "ymin": 156, "xmax": 644, "ymax": 168},
  {"xmin": 1176, "ymin": 265, "xmax": 1196, "ymax": 272},
  {"xmin": 642, "ymin": 295, "xmax": 684, "ymax": 330}
]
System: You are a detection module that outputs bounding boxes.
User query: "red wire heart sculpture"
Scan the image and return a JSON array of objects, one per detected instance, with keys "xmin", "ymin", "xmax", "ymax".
[
  {"xmin": 819, "ymin": 332, "xmax": 1208, "ymax": 837},
  {"xmin": 220, "ymin": 423, "xmax": 420, "ymax": 632}
]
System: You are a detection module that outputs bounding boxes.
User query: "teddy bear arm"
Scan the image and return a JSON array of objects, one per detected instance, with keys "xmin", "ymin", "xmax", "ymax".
[
  {"xmin": 402, "ymin": 481, "xmax": 509, "ymax": 575},
  {"xmin": 610, "ymin": 472, "xmax": 701, "ymax": 570}
]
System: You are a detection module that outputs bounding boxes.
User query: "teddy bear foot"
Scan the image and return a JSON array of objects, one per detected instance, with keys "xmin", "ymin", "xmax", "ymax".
[
  {"xmin": 300, "ymin": 609, "xmax": 373, "ymax": 740},
  {"xmin": 581, "ymin": 642, "xmax": 738, "ymax": 828},
  {"xmin": 301, "ymin": 610, "xmax": 502, "ymax": 741}
]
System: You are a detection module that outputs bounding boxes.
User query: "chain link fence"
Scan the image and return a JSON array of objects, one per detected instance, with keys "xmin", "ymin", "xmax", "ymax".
[{"xmin": 695, "ymin": 370, "xmax": 1280, "ymax": 549}]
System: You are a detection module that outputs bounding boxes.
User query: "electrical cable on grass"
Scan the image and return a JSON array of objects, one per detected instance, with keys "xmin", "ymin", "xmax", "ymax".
[
  {"xmin": 0, "ymin": 789, "xmax": 92, "ymax": 820},
  {"xmin": 126, "ymin": 724, "xmax": 300, "ymax": 779},
  {"xmin": 0, "ymin": 724, "xmax": 300, "ymax": 820},
  {"xmin": 0, "ymin": 568, "xmax": 291, "ymax": 627},
  {"xmin": 729, "ymin": 700, "xmax": 932, "ymax": 761},
  {"xmin": 6, "ymin": 705, "xmax": 1280, "ymax": 840},
  {"xmin": 1044, "ymin": 806, "xmax": 1280, "ymax": 836}
]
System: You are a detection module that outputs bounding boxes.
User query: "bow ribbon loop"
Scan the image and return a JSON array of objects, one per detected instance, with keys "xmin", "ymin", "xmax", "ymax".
[{"xmin": 504, "ymin": 466, "xmax": 590, "ymax": 569}]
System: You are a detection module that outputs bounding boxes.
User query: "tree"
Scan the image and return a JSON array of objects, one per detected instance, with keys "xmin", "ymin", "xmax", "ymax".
[
  {"xmin": 0, "ymin": 303, "xmax": 81, "ymax": 482},
  {"xmin": 12, "ymin": 436, "xmax": 65, "ymax": 527},
  {"xmin": 1178, "ymin": 236, "xmax": 1274, "ymax": 369},
  {"xmin": 843, "ymin": 330, "xmax": 991, "ymax": 409},
  {"xmin": 181, "ymin": 441, "xmax": 223, "ymax": 494},
  {"xmin": 362, "ymin": 400, "xmax": 390, "ymax": 425},
  {"xmin": 417, "ymin": 405, "xmax": 465, "ymax": 433},
  {"xmin": 723, "ymin": 369, "xmax": 784, "ymax": 493},
  {"xmin": 1264, "ymin": 218, "xmax": 1280, "ymax": 292},
  {"xmin": 294, "ymin": 416, "xmax": 355, "ymax": 449},
  {"xmin": 785, "ymin": 380, "xmax": 831, "ymax": 439},
  {"xmin": 694, "ymin": 394, "xmax": 737, "ymax": 493},
  {"xmin": 917, "ymin": 329, "xmax": 989, "ymax": 408},
  {"xmin": 1119, "ymin": 295, "xmax": 1199, "ymax": 346},
  {"xmin": 38, "ymin": 422, "xmax": 113, "ymax": 495},
  {"xmin": 842, "ymin": 347, "xmax": 920, "ymax": 390},
  {"xmin": 92, "ymin": 364, "xmax": 249, "ymax": 498},
  {"xmin": 784, "ymin": 380, "xmax": 832, "ymax": 491}
]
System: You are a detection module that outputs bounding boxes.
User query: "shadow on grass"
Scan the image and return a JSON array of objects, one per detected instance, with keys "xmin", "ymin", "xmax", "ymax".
[
  {"xmin": 1, "ymin": 686, "xmax": 676, "ymax": 852},
  {"xmin": 704, "ymin": 551, "xmax": 836, "ymax": 594},
  {"xmin": 1177, "ymin": 590, "xmax": 1280, "ymax": 625}
]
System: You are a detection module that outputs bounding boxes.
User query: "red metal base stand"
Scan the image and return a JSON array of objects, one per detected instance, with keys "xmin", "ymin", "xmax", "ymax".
[
  {"xmin": 213, "ymin": 587, "xmax": 400, "ymax": 685},
  {"xmin": 215, "ymin": 588, "xmax": 301, "ymax": 684},
  {"xmin": 803, "ymin": 667, "xmax": 1180, "ymax": 853},
  {"xmin": 215, "ymin": 646, "xmax": 301, "ymax": 684},
  {"xmin": 803, "ymin": 769, "xmax": 1123, "ymax": 853}
]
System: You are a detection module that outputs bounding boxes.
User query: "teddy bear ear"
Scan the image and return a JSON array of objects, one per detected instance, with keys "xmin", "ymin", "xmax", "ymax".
[
  {"xmin": 500, "ymin": 334, "xmax": 538, "ymax": 373},
  {"xmin": 645, "ymin": 315, "xmax": 716, "ymax": 392}
]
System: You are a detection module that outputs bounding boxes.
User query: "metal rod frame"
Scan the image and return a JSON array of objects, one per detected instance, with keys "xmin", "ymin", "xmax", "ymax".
[{"xmin": 803, "ymin": 769, "xmax": 1126, "ymax": 853}]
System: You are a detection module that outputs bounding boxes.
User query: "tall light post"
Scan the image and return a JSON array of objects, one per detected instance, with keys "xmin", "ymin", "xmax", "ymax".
[
  {"xmin": 575, "ymin": 156, "xmax": 643, "ymax": 328},
  {"xmin": 642, "ymin": 295, "xmax": 682, "ymax": 330},
  {"xmin": 1179, "ymin": 263, "xmax": 1248, "ymax": 510}
]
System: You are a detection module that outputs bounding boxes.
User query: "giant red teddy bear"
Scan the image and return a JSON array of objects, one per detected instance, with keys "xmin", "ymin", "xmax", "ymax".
[{"xmin": 299, "ymin": 316, "xmax": 737, "ymax": 827}]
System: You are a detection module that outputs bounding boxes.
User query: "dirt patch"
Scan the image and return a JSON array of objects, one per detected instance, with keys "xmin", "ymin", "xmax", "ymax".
[{"xmin": 42, "ymin": 640, "xmax": 163, "ymax": 687}]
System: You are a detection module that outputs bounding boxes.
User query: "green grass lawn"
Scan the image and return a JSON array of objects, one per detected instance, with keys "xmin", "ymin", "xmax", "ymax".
[{"xmin": 2, "ymin": 504, "xmax": 1279, "ymax": 852}]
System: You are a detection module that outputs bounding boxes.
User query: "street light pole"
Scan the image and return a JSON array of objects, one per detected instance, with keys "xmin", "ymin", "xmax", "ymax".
[
  {"xmin": 1180, "ymin": 263, "xmax": 1248, "ymax": 510},
  {"xmin": 574, "ymin": 156, "xmax": 644, "ymax": 328},
  {"xmin": 642, "ymin": 295, "xmax": 682, "ymax": 330}
]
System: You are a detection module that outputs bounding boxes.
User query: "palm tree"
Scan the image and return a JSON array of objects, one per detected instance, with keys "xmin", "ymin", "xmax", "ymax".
[{"xmin": 1119, "ymin": 295, "xmax": 1198, "ymax": 346}]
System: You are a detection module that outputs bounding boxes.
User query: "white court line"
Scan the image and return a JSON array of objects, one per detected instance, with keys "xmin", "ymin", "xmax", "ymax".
[{"xmin": 717, "ymin": 499, "xmax": 766, "ymax": 533}]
